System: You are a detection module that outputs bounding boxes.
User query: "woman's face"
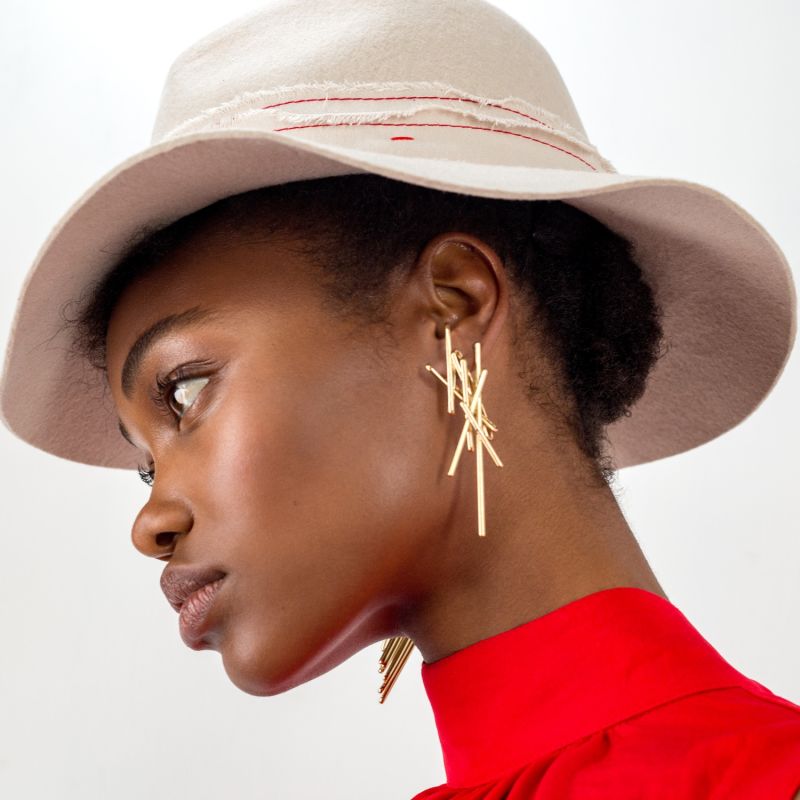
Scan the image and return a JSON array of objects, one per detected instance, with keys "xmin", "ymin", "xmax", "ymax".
[{"xmin": 104, "ymin": 224, "xmax": 472, "ymax": 696}]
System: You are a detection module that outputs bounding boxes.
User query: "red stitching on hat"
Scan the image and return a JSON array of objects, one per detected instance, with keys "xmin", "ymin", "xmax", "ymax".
[
  {"xmin": 391, "ymin": 136, "xmax": 415, "ymax": 140},
  {"xmin": 261, "ymin": 95, "xmax": 554, "ymax": 129},
  {"xmin": 273, "ymin": 122, "xmax": 597, "ymax": 171}
]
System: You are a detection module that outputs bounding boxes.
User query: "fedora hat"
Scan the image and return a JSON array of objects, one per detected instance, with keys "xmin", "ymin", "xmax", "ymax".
[{"xmin": 0, "ymin": 0, "xmax": 795, "ymax": 471}]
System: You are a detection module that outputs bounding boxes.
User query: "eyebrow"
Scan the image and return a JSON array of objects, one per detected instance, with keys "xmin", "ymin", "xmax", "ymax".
[{"xmin": 116, "ymin": 305, "xmax": 225, "ymax": 448}]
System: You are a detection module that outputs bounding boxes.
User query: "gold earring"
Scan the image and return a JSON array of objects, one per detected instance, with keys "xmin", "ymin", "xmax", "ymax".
[
  {"xmin": 377, "ymin": 323, "xmax": 503, "ymax": 704},
  {"xmin": 427, "ymin": 322, "xmax": 503, "ymax": 536},
  {"xmin": 377, "ymin": 635, "xmax": 415, "ymax": 704}
]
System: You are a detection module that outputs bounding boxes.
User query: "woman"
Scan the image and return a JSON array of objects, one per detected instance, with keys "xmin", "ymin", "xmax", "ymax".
[{"xmin": 1, "ymin": 0, "xmax": 799, "ymax": 797}]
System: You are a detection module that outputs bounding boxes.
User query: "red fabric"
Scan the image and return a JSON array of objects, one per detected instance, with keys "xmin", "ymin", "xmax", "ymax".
[{"xmin": 410, "ymin": 587, "xmax": 800, "ymax": 799}]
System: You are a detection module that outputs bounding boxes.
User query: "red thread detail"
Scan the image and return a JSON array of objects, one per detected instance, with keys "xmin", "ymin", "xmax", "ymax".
[
  {"xmin": 260, "ymin": 95, "xmax": 553, "ymax": 129},
  {"xmin": 391, "ymin": 136, "xmax": 415, "ymax": 141},
  {"xmin": 272, "ymin": 122, "xmax": 597, "ymax": 171}
]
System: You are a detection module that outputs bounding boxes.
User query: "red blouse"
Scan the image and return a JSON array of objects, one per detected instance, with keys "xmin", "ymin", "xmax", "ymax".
[{"xmin": 410, "ymin": 587, "xmax": 800, "ymax": 799}]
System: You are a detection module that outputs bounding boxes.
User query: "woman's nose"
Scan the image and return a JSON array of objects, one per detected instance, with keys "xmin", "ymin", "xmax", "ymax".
[{"xmin": 131, "ymin": 497, "xmax": 192, "ymax": 559}]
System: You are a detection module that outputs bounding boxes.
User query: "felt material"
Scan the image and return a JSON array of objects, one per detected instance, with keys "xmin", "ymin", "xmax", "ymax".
[
  {"xmin": 0, "ymin": 0, "xmax": 795, "ymax": 471},
  {"xmin": 412, "ymin": 587, "xmax": 800, "ymax": 798}
]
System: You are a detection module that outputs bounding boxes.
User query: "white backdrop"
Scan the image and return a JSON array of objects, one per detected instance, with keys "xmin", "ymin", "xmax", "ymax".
[{"xmin": 1, "ymin": 1, "xmax": 798, "ymax": 798}]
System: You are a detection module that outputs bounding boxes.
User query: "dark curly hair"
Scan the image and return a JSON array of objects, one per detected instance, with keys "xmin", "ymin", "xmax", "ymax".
[{"xmin": 64, "ymin": 173, "xmax": 667, "ymax": 490}]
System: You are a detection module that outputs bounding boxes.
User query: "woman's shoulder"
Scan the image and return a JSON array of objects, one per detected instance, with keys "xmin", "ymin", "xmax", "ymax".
[
  {"xmin": 408, "ymin": 684, "xmax": 800, "ymax": 799},
  {"xmin": 602, "ymin": 683, "xmax": 800, "ymax": 799}
]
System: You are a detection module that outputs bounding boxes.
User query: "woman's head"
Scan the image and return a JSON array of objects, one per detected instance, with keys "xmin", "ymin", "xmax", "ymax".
[{"xmin": 66, "ymin": 174, "xmax": 666, "ymax": 695}]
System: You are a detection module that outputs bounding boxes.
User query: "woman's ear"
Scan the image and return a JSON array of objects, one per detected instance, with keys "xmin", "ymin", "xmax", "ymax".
[{"xmin": 414, "ymin": 231, "xmax": 510, "ymax": 360}]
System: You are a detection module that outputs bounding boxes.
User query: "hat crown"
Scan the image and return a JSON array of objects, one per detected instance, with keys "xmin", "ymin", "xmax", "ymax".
[{"xmin": 151, "ymin": 0, "xmax": 589, "ymax": 146}]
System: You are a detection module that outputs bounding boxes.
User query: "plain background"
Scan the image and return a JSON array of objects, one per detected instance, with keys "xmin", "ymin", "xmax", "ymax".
[{"xmin": 0, "ymin": 1, "xmax": 798, "ymax": 798}]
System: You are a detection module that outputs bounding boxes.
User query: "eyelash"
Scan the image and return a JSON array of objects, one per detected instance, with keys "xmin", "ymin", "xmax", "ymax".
[
  {"xmin": 138, "ymin": 464, "xmax": 156, "ymax": 487},
  {"xmin": 137, "ymin": 360, "xmax": 215, "ymax": 487},
  {"xmin": 151, "ymin": 368, "xmax": 190, "ymax": 418}
]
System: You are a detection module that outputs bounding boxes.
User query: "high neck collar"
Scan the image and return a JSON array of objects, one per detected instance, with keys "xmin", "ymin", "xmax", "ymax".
[{"xmin": 419, "ymin": 586, "xmax": 762, "ymax": 788}]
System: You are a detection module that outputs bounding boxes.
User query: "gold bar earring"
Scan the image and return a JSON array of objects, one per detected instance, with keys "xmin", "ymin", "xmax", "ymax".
[{"xmin": 378, "ymin": 323, "xmax": 503, "ymax": 704}]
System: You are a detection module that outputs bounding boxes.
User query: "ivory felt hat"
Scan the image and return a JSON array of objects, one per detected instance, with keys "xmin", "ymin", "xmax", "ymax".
[{"xmin": 0, "ymin": 0, "xmax": 795, "ymax": 472}]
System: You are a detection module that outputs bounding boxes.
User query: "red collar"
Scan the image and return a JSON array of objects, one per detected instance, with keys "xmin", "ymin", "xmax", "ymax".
[{"xmin": 419, "ymin": 586, "xmax": 762, "ymax": 788}]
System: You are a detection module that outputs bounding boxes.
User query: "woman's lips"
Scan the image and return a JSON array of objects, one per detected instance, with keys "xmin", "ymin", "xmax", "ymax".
[{"xmin": 179, "ymin": 577, "xmax": 225, "ymax": 649}]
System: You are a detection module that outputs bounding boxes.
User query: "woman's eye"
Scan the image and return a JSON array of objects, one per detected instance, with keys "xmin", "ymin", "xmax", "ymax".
[
  {"xmin": 153, "ymin": 373, "xmax": 211, "ymax": 421},
  {"xmin": 169, "ymin": 376, "xmax": 210, "ymax": 419},
  {"xmin": 139, "ymin": 374, "xmax": 211, "ymax": 487}
]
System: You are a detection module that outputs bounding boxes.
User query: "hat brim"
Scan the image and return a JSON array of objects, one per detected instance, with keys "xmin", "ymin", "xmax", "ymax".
[{"xmin": 0, "ymin": 127, "xmax": 795, "ymax": 471}]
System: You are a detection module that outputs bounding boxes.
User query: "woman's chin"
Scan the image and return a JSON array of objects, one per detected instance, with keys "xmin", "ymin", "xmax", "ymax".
[{"xmin": 218, "ymin": 634, "xmax": 307, "ymax": 697}]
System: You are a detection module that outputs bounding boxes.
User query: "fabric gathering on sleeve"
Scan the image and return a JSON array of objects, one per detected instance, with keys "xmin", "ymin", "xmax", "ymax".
[{"xmin": 408, "ymin": 586, "xmax": 800, "ymax": 799}]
